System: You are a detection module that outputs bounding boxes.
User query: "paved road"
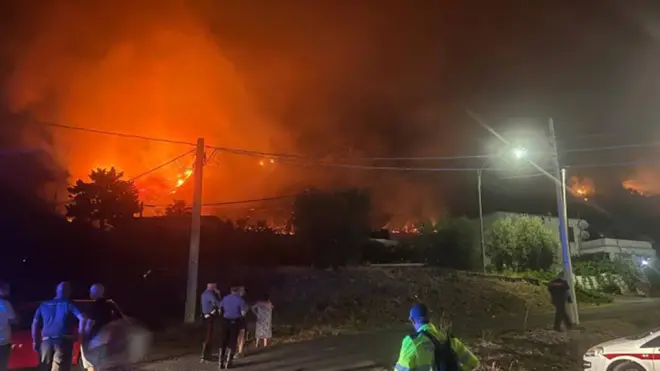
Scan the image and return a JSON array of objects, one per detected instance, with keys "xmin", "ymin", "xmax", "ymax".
[{"xmin": 139, "ymin": 298, "xmax": 660, "ymax": 371}]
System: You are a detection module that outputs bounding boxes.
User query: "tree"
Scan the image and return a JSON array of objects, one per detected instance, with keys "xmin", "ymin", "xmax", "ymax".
[
  {"xmin": 414, "ymin": 216, "xmax": 477, "ymax": 270},
  {"xmin": 485, "ymin": 215, "xmax": 558, "ymax": 271},
  {"xmin": 293, "ymin": 188, "xmax": 371, "ymax": 269},
  {"xmin": 165, "ymin": 200, "xmax": 191, "ymax": 217},
  {"xmin": 66, "ymin": 167, "xmax": 141, "ymax": 229}
]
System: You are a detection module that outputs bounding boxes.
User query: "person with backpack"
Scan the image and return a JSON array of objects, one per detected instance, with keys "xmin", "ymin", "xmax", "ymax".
[{"xmin": 394, "ymin": 303, "xmax": 479, "ymax": 371}]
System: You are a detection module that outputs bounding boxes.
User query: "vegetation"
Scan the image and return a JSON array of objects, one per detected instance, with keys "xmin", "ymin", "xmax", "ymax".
[
  {"xmin": 485, "ymin": 215, "xmax": 558, "ymax": 272},
  {"xmin": 293, "ymin": 188, "xmax": 372, "ymax": 269},
  {"xmin": 164, "ymin": 200, "xmax": 191, "ymax": 217},
  {"xmin": 66, "ymin": 167, "xmax": 141, "ymax": 229},
  {"xmin": 414, "ymin": 216, "xmax": 478, "ymax": 270}
]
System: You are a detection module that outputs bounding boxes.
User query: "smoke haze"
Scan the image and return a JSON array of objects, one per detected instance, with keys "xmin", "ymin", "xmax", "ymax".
[{"xmin": 0, "ymin": 0, "xmax": 461, "ymax": 224}]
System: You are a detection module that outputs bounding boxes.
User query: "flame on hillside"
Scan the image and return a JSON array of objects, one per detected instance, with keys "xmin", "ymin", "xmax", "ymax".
[
  {"xmin": 569, "ymin": 176, "xmax": 594, "ymax": 201},
  {"xmin": 623, "ymin": 179, "xmax": 651, "ymax": 195},
  {"xmin": 171, "ymin": 169, "xmax": 193, "ymax": 194}
]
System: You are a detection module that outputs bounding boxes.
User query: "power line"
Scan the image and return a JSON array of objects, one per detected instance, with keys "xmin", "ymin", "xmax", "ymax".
[
  {"xmin": 143, "ymin": 195, "xmax": 295, "ymax": 208},
  {"xmin": 128, "ymin": 150, "xmax": 196, "ymax": 182},
  {"xmin": 562, "ymin": 140, "xmax": 660, "ymax": 154},
  {"xmin": 56, "ymin": 150, "xmax": 196, "ymax": 205},
  {"xmin": 44, "ymin": 122, "xmax": 493, "ymax": 162},
  {"xmin": 41, "ymin": 122, "xmax": 196, "ymax": 146},
  {"xmin": 565, "ymin": 160, "xmax": 660, "ymax": 169},
  {"xmin": 214, "ymin": 146, "xmax": 494, "ymax": 161},
  {"xmin": 270, "ymin": 156, "xmax": 506, "ymax": 172},
  {"xmin": 45, "ymin": 121, "xmax": 660, "ymax": 165},
  {"xmin": 202, "ymin": 195, "xmax": 295, "ymax": 207}
]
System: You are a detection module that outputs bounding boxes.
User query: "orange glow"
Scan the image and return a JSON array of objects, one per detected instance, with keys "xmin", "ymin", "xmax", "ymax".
[
  {"xmin": 171, "ymin": 169, "xmax": 193, "ymax": 194},
  {"xmin": 623, "ymin": 179, "xmax": 652, "ymax": 195},
  {"xmin": 569, "ymin": 176, "xmax": 595, "ymax": 199},
  {"xmin": 5, "ymin": 2, "xmax": 450, "ymax": 222}
]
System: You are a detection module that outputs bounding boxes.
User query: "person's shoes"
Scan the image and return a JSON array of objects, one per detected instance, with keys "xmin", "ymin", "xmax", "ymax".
[{"xmin": 219, "ymin": 350, "xmax": 226, "ymax": 368}]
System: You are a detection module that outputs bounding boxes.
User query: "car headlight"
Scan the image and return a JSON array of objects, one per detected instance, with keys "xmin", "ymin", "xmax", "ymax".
[{"xmin": 585, "ymin": 347, "xmax": 604, "ymax": 357}]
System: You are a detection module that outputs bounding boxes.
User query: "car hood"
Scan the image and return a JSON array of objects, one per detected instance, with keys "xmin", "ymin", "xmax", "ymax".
[{"xmin": 597, "ymin": 337, "xmax": 637, "ymax": 350}]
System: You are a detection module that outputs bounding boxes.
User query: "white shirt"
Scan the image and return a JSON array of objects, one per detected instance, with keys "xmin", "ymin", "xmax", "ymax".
[{"xmin": 0, "ymin": 299, "xmax": 16, "ymax": 345}]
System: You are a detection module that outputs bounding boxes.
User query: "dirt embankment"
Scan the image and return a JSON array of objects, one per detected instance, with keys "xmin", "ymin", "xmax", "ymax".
[{"xmin": 219, "ymin": 266, "xmax": 553, "ymax": 336}]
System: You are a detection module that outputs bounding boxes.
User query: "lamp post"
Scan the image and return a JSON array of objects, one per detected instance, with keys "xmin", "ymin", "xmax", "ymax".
[{"xmin": 477, "ymin": 168, "xmax": 485, "ymax": 273}]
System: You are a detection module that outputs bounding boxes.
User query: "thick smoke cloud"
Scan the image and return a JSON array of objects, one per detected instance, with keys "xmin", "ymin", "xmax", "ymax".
[{"xmin": 0, "ymin": 1, "xmax": 468, "ymax": 224}]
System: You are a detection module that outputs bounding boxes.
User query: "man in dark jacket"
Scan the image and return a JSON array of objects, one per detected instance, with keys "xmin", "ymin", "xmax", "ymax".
[{"xmin": 547, "ymin": 274, "xmax": 573, "ymax": 331}]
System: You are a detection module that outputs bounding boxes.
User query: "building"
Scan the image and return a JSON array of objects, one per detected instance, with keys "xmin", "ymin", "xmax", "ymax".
[
  {"xmin": 580, "ymin": 238, "xmax": 655, "ymax": 266},
  {"xmin": 478, "ymin": 211, "xmax": 656, "ymax": 267}
]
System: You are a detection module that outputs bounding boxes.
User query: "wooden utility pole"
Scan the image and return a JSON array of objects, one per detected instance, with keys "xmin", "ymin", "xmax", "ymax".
[{"xmin": 184, "ymin": 138, "xmax": 205, "ymax": 323}]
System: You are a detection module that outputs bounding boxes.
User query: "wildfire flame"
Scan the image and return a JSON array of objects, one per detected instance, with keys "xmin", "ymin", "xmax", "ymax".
[
  {"xmin": 171, "ymin": 169, "xmax": 193, "ymax": 194},
  {"xmin": 569, "ymin": 176, "xmax": 595, "ymax": 201}
]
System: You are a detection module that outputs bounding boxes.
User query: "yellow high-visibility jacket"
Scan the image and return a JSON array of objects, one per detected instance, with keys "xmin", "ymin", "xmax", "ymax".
[{"xmin": 394, "ymin": 323, "xmax": 479, "ymax": 371}]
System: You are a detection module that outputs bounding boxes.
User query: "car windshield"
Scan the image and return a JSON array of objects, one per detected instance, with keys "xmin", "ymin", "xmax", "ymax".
[{"xmin": 626, "ymin": 327, "xmax": 660, "ymax": 340}]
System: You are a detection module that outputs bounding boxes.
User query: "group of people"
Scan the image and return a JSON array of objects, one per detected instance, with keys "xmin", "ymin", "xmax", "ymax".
[
  {"xmin": 200, "ymin": 283, "xmax": 273, "ymax": 369},
  {"xmin": 0, "ymin": 280, "xmax": 122, "ymax": 371}
]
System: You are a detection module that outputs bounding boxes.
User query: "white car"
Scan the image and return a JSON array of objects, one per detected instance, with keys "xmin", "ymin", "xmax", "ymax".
[{"xmin": 583, "ymin": 327, "xmax": 660, "ymax": 371}]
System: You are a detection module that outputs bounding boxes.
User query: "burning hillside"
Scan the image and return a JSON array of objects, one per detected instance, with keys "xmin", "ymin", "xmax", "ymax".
[
  {"xmin": 569, "ymin": 176, "xmax": 595, "ymax": 200},
  {"xmin": 1, "ymin": 1, "xmax": 467, "ymax": 222}
]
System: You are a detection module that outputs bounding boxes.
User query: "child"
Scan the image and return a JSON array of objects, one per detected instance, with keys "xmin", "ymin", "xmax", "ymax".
[{"xmin": 251, "ymin": 294, "xmax": 273, "ymax": 347}]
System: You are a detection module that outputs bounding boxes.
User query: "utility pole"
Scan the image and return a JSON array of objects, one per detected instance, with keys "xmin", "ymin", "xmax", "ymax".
[
  {"xmin": 548, "ymin": 120, "xmax": 579, "ymax": 324},
  {"xmin": 477, "ymin": 169, "xmax": 486, "ymax": 273},
  {"xmin": 184, "ymin": 138, "xmax": 205, "ymax": 323},
  {"xmin": 561, "ymin": 168, "xmax": 580, "ymax": 324}
]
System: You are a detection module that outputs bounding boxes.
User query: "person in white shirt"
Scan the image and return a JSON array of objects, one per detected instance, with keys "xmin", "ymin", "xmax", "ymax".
[{"xmin": 0, "ymin": 282, "xmax": 16, "ymax": 371}]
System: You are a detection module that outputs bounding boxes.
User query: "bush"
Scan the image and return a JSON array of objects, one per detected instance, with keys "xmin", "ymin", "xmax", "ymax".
[
  {"xmin": 500, "ymin": 269, "xmax": 614, "ymax": 305},
  {"xmin": 575, "ymin": 285, "xmax": 614, "ymax": 305},
  {"xmin": 486, "ymin": 215, "xmax": 558, "ymax": 272},
  {"xmin": 413, "ymin": 216, "xmax": 478, "ymax": 270},
  {"xmin": 573, "ymin": 256, "xmax": 643, "ymax": 293}
]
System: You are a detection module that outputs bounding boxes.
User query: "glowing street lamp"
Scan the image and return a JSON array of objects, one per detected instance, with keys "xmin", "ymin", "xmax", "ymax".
[{"xmin": 513, "ymin": 147, "xmax": 528, "ymax": 159}]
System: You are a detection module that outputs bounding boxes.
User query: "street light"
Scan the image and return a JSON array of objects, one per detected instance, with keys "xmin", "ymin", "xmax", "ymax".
[
  {"xmin": 478, "ymin": 146, "xmax": 528, "ymax": 273},
  {"xmin": 513, "ymin": 147, "xmax": 528, "ymax": 159}
]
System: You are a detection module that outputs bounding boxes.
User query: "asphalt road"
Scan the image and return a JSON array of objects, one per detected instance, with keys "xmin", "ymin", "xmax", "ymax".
[{"xmin": 138, "ymin": 298, "xmax": 660, "ymax": 371}]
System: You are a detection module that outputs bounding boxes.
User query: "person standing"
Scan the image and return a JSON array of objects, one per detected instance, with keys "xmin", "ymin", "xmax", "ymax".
[
  {"xmin": 251, "ymin": 294, "xmax": 273, "ymax": 348},
  {"xmin": 394, "ymin": 303, "xmax": 479, "ymax": 371},
  {"xmin": 548, "ymin": 274, "xmax": 573, "ymax": 331},
  {"xmin": 0, "ymin": 282, "xmax": 16, "ymax": 371},
  {"xmin": 235, "ymin": 286, "xmax": 248, "ymax": 358},
  {"xmin": 80, "ymin": 284, "xmax": 122, "ymax": 371},
  {"xmin": 32, "ymin": 282, "xmax": 84, "ymax": 371},
  {"xmin": 218, "ymin": 286, "xmax": 247, "ymax": 369},
  {"xmin": 200, "ymin": 283, "xmax": 221, "ymax": 363}
]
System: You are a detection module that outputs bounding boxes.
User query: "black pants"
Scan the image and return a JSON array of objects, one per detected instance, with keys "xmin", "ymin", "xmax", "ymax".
[
  {"xmin": 219, "ymin": 318, "xmax": 242, "ymax": 357},
  {"xmin": 553, "ymin": 302, "xmax": 572, "ymax": 331},
  {"xmin": 39, "ymin": 338, "xmax": 74, "ymax": 371},
  {"xmin": 201, "ymin": 316, "xmax": 217, "ymax": 360},
  {"xmin": 0, "ymin": 344, "xmax": 10, "ymax": 371}
]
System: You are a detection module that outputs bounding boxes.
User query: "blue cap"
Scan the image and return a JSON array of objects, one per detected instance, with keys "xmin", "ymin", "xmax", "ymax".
[{"xmin": 409, "ymin": 303, "xmax": 429, "ymax": 322}]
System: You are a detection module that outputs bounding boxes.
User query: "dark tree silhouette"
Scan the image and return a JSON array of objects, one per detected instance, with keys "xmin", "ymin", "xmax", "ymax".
[
  {"xmin": 293, "ymin": 188, "xmax": 371, "ymax": 269},
  {"xmin": 66, "ymin": 167, "xmax": 141, "ymax": 229},
  {"xmin": 165, "ymin": 200, "xmax": 191, "ymax": 216}
]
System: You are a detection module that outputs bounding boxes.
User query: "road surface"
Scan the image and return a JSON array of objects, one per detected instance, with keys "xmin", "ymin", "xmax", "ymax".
[{"xmin": 138, "ymin": 298, "xmax": 660, "ymax": 371}]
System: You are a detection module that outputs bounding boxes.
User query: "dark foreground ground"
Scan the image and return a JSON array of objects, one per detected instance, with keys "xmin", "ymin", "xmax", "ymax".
[{"xmin": 136, "ymin": 298, "xmax": 660, "ymax": 371}]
